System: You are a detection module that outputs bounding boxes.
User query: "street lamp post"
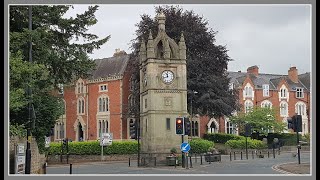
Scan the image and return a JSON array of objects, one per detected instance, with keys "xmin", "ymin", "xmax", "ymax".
[
  {"xmin": 25, "ymin": 5, "xmax": 33, "ymax": 174},
  {"xmin": 190, "ymin": 91, "xmax": 198, "ymax": 138}
]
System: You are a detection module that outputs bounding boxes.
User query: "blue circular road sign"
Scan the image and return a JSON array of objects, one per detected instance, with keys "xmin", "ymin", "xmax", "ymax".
[{"xmin": 180, "ymin": 143, "xmax": 191, "ymax": 153}]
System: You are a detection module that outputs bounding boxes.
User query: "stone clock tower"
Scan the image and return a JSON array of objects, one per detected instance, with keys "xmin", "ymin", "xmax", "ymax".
[{"xmin": 139, "ymin": 12, "xmax": 187, "ymax": 155}]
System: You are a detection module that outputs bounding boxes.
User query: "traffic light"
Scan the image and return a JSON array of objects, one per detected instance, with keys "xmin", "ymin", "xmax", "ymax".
[
  {"xmin": 295, "ymin": 115, "xmax": 302, "ymax": 132},
  {"xmin": 129, "ymin": 119, "xmax": 137, "ymax": 139},
  {"xmin": 184, "ymin": 117, "xmax": 191, "ymax": 136},
  {"xmin": 175, "ymin": 118, "xmax": 184, "ymax": 135},
  {"xmin": 287, "ymin": 117, "xmax": 295, "ymax": 131},
  {"xmin": 288, "ymin": 115, "xmax": 303, "ymax": 132}
]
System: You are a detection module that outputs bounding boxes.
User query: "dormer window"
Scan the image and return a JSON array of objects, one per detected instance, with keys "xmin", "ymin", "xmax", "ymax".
[{"xmin": 296, "ymin": 87, "xmax": 304, "ymax": 98}]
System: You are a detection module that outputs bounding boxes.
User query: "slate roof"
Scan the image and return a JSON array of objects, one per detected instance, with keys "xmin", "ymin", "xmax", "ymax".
[
  {"xmin": 227, "ymin": 71, "xmax": 310, "ymax": 91},
  {"xmin": 89, "ymin": 54, "xmax": 130, "ymax": 80}
]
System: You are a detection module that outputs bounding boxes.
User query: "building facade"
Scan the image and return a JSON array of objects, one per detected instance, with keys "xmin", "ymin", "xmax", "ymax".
[
  {"xmin": 198, "ymin": 65, "xmax": 310, "ymax": 137},
  {"xmin": 53, "ymin": 50, "xmax": 135, "ymax": 142}
]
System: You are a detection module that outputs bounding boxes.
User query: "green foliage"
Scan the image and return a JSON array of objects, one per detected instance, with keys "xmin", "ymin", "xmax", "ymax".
[
  {"xmin": 189, "ymin": 138, "xmax": 214, "ymax": 154},
  {"xmin": 9, "ymin": 5, "xmax": 109, "ymax": 154},
  {"xmin": 203, "ymin": 133, "xmax": 245, "ymax": 143},
  {"xmin": 266, "ymin": 133, "xmax": 304, "ymax": 146},
  {"xmin": 9, "ymin": 124, "xmax": 27, "ymax": 137},
  {"xmin": 48, "ymin": 141, "xmax": 138, "ymax": 155},
  {"xmin": 225, "ymin": 138, "xmax": 267, "ymax": 149},
  {"xmin": 129, "ymin": 5, "xmax": 239, "ymax": 119},
  {"xmin": 10, "ymin": 5, "xmax": 110, "ymax": 85},
  {"xmin": 170, "ymin": 147, "xmax": 177, "ymax": 154},
  {"xmin": 229, "ymin": 107, "xmax": 286, "ymax": 135}
]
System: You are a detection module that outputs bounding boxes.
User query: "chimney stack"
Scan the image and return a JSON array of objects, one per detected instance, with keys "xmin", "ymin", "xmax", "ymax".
[
  {"xmin": 247, "ymin": 65, "xmax": 259, "ymax": 76},
  {"xmin": 288, "ymin": 66, "xmax": 298, "ymax": 83}
]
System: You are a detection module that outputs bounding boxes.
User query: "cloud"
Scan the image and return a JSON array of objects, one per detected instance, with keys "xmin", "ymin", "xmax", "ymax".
[{"xmin": 64, "ymin": 4, "xmax": 311, "ymax": 75}]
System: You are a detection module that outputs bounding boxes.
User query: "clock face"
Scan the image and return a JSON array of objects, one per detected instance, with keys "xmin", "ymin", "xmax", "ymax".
[{"xmin": 161, "ymin": 70, "xmax": 174, "ymax": 83}]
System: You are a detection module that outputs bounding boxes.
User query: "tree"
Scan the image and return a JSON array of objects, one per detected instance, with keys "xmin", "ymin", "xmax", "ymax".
[
  {"xmin": 129, "ymin": 5, "xmax": 239, "ymax": 119},
  {"xmin": 10, "ymin": 5, "xmax": 110, "ymax": 85},
  {"xmin": 229, "ymin": 107, "xmax": 286, "ymax": 136},
  {"xmin": 9, "ymin": 5, "xmax": 109, "ymax": 150}
]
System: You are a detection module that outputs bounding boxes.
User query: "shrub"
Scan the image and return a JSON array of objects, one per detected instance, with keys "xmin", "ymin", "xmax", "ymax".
[
  {"xmin": 48, "ymin": 140, "xmax": 138, "ymax": 155},
  {"xmin": 203, "ymin": 133, "xmax": 245, "ymax": 143},
  {"xmin": 225, "ymin": 138, "xmax": 267, "ymax": 149},
  {"xmin": 189, "ymin": 138, "xmax": 214, "ymax": 154}
]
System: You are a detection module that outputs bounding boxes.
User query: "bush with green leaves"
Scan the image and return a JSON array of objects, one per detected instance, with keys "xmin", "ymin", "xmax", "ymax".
[
  {"xmin": 189, "ymin": 138, "xmax": 214, "ymax": 154},
  {"xmin": 48, "ymin": 141, "xmax": 138, "ymax": 155},
  {"xmin": 225, "ymin": 138, "xmax": 267, "ymax": 149},
  {"xmin": 203, "ymin": 133, "xmax": 245, "ymax": 143}
]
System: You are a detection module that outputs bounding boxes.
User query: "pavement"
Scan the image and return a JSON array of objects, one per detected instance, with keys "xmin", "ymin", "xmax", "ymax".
[
  {"xmin": 274, "ymin": 162, "xmax": 310, "ymax": 174},
  {"xmin": 46, "ymin": 152, "xmax": 311, "ymax": 174}
]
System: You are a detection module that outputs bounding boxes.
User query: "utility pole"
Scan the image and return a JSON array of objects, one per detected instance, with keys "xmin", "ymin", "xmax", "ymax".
[{"xmin": 25, "ymin": 5, "xmax": 33, "ymax": 174}]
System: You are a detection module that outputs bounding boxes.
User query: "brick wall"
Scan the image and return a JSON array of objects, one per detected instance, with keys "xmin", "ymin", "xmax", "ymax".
[{"xmin": 9, "ymin": 136, "xmax": 46, "ymax": 174}]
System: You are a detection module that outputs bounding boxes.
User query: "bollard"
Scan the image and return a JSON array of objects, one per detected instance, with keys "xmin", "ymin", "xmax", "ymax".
[
  {"xmin": 252, "ymin": 151, "xmax": 254, "ymax": 159},
  {"xmin": 209, "ymin": 153, "xmax": 211, "ymax": 164},
  {"xmin": 240, "ymin": 151, "xmax": 243, "ymax": 160},
  {"xmin": 273, "ymin": 148, "xmax": 275, "ymax": 158},
  {"xmin": 186, "ymin": 155, "xmax": 189, "ymax": 169},
  {"xmin": 174, "ymin": 156, "xmax": 177, "ymax": 168},
  {"xmin": 128, "ymin": 158, "xmax": 131, "ymax": 167},
  {"xmin": 268, "ymin": 151, "xmax": 270, "ymax": 158},
  {"xmin": 234, "ymin": 152, "xmax": 236, "ymax": 160},
  {"xmin": 69, "ymin": 164, "xmax": 72, "ymax": 174},
  {"xmin": 189, "ymin": 156, "xmax": 193, "ymax": 168},
  {"xmin": 154, "ymin": 157, "xmax": 156, "ymax": 167},
  {"xmin": 43, "ymin": 163, "xmax": 47, "ymax": 174},
  {"xmin": 230, "ymin": 152, "xmax": 232, "ymax": 161},
  {"xmin": 200, "ymin": 155, "xmax": 203, "ymax": 165},
  {"xmin": 195, "ymin": 154, "xmax": 197, "ymax": 163}
]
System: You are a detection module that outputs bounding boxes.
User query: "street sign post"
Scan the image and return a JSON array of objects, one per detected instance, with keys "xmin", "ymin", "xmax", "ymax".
[
  {"xmin": 45, "ymin": 136, "xmax": 51, "ymax": 148},
  {"xmin": 100, "ymin": 133, "xmax": 113, "ymax": 161},
  {"xmin": 15, "ymin": 144, "xmax": 25, "ymax": 174}
]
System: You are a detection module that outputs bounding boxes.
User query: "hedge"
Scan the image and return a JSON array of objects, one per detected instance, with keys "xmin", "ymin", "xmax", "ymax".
[
  {"xmin": 225, "ymin": 138, "xmax": 267, "ymax": 149},
  {"xmin": 203, "ymin": 133, "xmax": 245, "ymax": 143},
  {"xmin": 251, "ymin": 133, "xmax": 308, "ymax": 146},
  {"xmin": 48, "ymin": 141, "xmax": 138, "ymax": 155},
  {"xmin": 189, "ymin": 138, "xmax": 214, "ymax": 154}
]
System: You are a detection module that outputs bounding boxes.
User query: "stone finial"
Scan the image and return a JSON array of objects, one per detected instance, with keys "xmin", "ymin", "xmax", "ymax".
[
  {"xmin": 157, "ymin": 10, "xmax": 166, "ymax": 32},
  {"xmin": 139, "ymin": 38, "xmax": 146, "ymax": 62},
  {"xmin": 147, "ymin": 30, "xmax": 155, "ymax": 58},
  {"xmin": 179, "ymin": 32, "xmax": 186, "ymax": 60}
]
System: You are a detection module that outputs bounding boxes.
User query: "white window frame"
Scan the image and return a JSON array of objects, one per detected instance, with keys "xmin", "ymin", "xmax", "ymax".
[
  {"xmin": 76, "ymin": 79, "xmax": 85, "ymax": 94},
  {"xmin": 261, "ymin": 100, "xmax": 272, "ymax": 108},
  {"xmin": 244, "ymin": 100, "xmax": 253, "ymax": 113},
  {"xmin": 296, "ymin": 87, "xmax": 304, "ymax": 98},
  {"xmin": 295, "ymin": 101, "xmax": 306, "ymax": 116},
  {"xmin": 77, "ymin": 97, "xmax": 85, "ymax": 115},
  {"xmin": 280, "ymin": 101, "xmax": 288, "ymax": 117},
  {"xmin": 97, "ymin": 119, "xmax": 109, "ymax": 138},
  {"xmin": 99, "ymin": 84, "xmax": 108, "ymax": 92},
  {"xmin": 98, "ymin": 96, "xmax": 109, "ymax": 113},
  {"xmin": 262, "ymin": 84, "xmax": 269, "ymax": 97}
]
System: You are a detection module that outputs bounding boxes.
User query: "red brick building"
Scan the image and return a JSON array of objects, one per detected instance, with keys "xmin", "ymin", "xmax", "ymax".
[
  {"xmin": 195, "ymin": 65, "xmax": 310, "ymax": 138},
  {"xmin": 53, "ymin": 50, "xmax": 136, "ymax": 141},
  {"xmin": 53, "ymin": 58, "xmax": 310, "ymax": 141}
]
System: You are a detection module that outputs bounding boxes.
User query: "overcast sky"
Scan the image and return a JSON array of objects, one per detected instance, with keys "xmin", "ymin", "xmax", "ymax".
[{"xmin": 64, "ymin": 4, "xmax": 311, "ymax": 75}]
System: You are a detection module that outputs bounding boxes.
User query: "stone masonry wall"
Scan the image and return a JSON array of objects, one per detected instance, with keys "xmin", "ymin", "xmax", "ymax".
[{"xmin": 9, "ymin": 136, "xmax": 46, "ymax": 174}]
